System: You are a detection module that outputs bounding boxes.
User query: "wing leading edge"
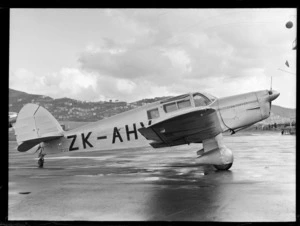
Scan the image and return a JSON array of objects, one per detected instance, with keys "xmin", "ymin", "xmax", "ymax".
[{"xmin": 138, "ymin": 108, "xmax": 222, "ymax": 148}]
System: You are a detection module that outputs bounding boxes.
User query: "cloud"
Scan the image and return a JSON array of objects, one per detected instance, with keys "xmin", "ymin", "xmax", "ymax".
[
  {"xmin": 10, "ymin": 68, "xmax": 99, "ymax": 101},
  {"xmin": 76, "ymin": 9, "xmax": 295, "ymax": 106},
  {"xmin": 79, "ymin": 42, "xmax": 173, "ymax": 80},
  {"xmin": 79, "ymin": 9, "xmax": 283, "ymax": 84},
  {"xmin": 116, "ymin": 79, "xmax": 136, "ymax": 93},
  {"xmin": 10, "ymin": 68, "xmax": 45, "ymax": 91},
  {"xmin": 10, "ymin": 8, "xmax": 296, "ymax": 108}
]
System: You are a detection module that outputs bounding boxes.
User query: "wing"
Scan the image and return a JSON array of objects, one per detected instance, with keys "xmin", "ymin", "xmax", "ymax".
[{"xmin": 138, "ymin": 108, "xmax": 222, "ymax": 148}]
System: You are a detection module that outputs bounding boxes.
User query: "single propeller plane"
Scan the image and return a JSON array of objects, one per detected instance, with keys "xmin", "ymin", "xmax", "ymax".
[{"xmin": 14, "ymin": 89, "xmax": 279, "ymax": 170}]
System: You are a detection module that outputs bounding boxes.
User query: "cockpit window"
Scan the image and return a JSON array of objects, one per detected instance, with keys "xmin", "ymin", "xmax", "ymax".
[
  {"xmin": 202, "ymin": 92, "xmax": 217, "ymax": 102},
  {"xmin": 177, "ymin": 99, "xmax": 191, "ymax": 109},
  {"xmin": 147, "ymin": 108, "xmax": 160, "ymax": 119},
  {"xmin": 193, "ymin": 94, "xmax": 211, "ymax": 107},
  {"xmin": 163, "ymin": 96, "xmax": 193, "ymax": 113},
  {"xmin": 164, "ymin": 102, "xmax": 178, "ymax": 113}
]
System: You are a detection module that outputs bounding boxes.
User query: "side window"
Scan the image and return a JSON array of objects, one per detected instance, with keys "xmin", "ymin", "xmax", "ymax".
[
  {"xmin": 177, "ymin": 99, "xmax": 191, "ymax": 109},
  {"xmin": 147, "ymin": 108, "xmax": 159, "ymax": 119},
  {"xmin": 163, "ymin": 102, "xmax": 178, "ymax": 113},
  {"xmin": 193, "ymin": 94, "xmax": 211, "ymax": 107}
]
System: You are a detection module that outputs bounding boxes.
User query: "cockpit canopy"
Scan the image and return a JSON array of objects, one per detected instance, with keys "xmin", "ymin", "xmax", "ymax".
[
  {"xmin": 193, "ymin": 93, "xmax": 213, "ymax": 107},
  {"xmin": 147, "ymin": 92, "xmax": 217, "ymax": 120}
]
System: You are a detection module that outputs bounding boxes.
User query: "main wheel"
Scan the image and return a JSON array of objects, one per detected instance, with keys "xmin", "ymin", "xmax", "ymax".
[
  {"xmin": 38, "ymin": 158, "xmax": 44, "ymax": 168},
  {"xmin": 213, "ymin": 163, "xmax": 232, "ymax": 170}
]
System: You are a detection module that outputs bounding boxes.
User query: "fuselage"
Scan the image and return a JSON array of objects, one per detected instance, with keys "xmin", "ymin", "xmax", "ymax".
[{"xmin": 41, "ymin": 89, "xmax": 279, "ymax": 155}]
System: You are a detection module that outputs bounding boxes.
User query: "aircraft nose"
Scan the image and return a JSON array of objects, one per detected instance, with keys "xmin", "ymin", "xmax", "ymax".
[{"xmin": 269, "ymin": 90, "xmax": 280, "ymax": 102}]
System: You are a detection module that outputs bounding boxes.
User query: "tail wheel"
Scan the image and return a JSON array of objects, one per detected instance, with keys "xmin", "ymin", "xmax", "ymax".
[
  {"xmin": 38, "ymin": 158, "xmax": 44, "ymax": 168},
  {"xmin": 213, "ymin": 163, "xmax": 232, "ymax": 171}
]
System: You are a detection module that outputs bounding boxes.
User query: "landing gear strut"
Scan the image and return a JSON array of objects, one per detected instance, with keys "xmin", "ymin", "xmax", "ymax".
[
  {"xmin": 37, "ymin": 145, "xmax": 45, "ymax": 168},
  {"xmin": 38, "ymin": 155, "xmax": 45, "ymax": 168},
  {"xmin": 196, "ymin": 134, "xmax": 234, "ymax": 171},
  {"xmin": 38, "ymin": 153, "xmax": 45, "ymax": 168}
]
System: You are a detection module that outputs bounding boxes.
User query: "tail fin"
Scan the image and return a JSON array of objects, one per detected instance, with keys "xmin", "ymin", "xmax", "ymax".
[{"xmin": 14, "ymin": 104, "xmax": 64, "ymax": 152}]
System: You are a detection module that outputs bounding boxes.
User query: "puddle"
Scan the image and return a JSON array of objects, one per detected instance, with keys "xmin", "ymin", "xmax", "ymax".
[
  {"xmin": 9, "ymin": 167, "xmax": 40, "ymax": 169},
  {"xmin": 144, "ymin": 177, "xmax": 160, "ymax": 181},
  {"xmin": 74, "ymin": 174, "xmax": 104, "ymax": 177},
  {"xmin": 45, "ymin": 156, "xmax": 113, "ymax": 160}
]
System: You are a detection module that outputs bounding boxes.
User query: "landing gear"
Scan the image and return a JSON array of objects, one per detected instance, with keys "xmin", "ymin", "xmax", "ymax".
[
  {"xmin": 213, "ymin": 163, "xmax": 233, "ymax": 171},
  {"xmin": 37, "ymin": 145, "xmax": 45, "ymax": 168},
  {"xmin": 196, "ymin": 134, "xmax": 234, "ymax": 171},
  {"xmin": 38, "ymin": 156, "xmax": 44, "ymax": 168}
]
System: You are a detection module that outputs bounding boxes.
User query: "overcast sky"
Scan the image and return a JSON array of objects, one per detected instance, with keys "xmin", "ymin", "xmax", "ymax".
[{"xmin": 9, "ymin": 8, "xmax": 296, "ymax": 108}]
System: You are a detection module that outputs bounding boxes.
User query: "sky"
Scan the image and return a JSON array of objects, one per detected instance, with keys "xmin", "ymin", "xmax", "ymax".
[{"xmin": 9, "ymin": 8, "xmax": 296, "ymax": 108}]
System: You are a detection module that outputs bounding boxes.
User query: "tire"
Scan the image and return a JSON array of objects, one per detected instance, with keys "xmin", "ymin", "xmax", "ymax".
[
  {"xmin": 38, "ymin": 158, "xmax": 44, "ymax": 168},
  {"xmin": 213, "ymin": 163, "xmax": 232, "ymax": 170}
]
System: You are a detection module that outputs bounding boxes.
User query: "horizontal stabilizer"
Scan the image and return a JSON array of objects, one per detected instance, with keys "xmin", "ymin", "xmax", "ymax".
[{"xmin": 17, "ymin": 135, "xmax": 63, "ymax": 152}]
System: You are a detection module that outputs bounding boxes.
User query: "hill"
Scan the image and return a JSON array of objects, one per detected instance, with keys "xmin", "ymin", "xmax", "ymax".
[
  {"xmin": 9, "ymin": 88, "xmax": 132, "ymax": 121},
  {"xmin": 270, "ymin": 105, "xmax": 295, "ymax": 119},
  {"xmin": 8, "ymin": 88, "xmax": 295, "ymax": 124}
]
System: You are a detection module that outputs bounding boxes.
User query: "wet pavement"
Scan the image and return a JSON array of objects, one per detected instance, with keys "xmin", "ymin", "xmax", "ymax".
[{"xmin": 8, "ymin": 132, "xmax": 295, "ymax": 221}]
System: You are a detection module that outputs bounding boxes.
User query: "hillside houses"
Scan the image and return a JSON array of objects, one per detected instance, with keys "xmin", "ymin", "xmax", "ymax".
[
  {"xmin": 9, "ymin": 88, "xmax": 296, "ymax": 124},
  {"xmin": 9, "ymin": 89, "xmax": 133, "ymax": 121}
]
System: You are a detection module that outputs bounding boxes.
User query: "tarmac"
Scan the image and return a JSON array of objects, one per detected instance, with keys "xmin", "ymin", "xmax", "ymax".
[{"xmin": 8, "ymin": 131, "xmax": 295, "ymax": 221}]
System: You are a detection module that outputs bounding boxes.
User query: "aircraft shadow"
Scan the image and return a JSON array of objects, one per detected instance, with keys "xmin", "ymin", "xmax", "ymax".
[{"xmin": 143, "ymin": 162, "xmax": 234, "ymax": 221}]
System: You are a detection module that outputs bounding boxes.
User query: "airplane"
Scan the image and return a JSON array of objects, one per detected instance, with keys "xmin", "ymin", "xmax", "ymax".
[
  {"xmin": 13, "ymin": 89, "xmax": 280, "ymax": 170},
  {"xmin": 9, "ymin": 112, "xmax": 18, "ymax": 128}
]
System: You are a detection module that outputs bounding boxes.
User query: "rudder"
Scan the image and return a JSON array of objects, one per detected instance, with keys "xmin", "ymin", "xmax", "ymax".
[{"xmin": 14, "ymin": 104, "xmax": 64, "ymax": 152}]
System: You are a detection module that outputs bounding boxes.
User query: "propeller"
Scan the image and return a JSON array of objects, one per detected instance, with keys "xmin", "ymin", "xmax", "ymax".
[
  {"xmin": 268, "ymin": 76, "xmax": 272, "ymax": 95},
  {"xmin": 267, "ymin": 77, "xmax": 280, "ymax": 112},
  {"xmin": 268, "ymin": 76, "xmax": 273, "ymax": 111}
]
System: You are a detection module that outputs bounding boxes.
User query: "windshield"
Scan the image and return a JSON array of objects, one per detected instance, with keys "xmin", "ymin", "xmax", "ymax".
[
  {"xmin": 201, "ymin": 92, "xmax": 217, "ymax": 102},
  {"xmin": 193, "ymin": 93, "xmax": 212, "ymax": 107}
]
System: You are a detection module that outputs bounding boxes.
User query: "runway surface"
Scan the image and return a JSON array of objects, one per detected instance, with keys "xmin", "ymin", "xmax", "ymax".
[{"xmin": 9, "ymin": 132, "xmax": 295, "ymax": 221}]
